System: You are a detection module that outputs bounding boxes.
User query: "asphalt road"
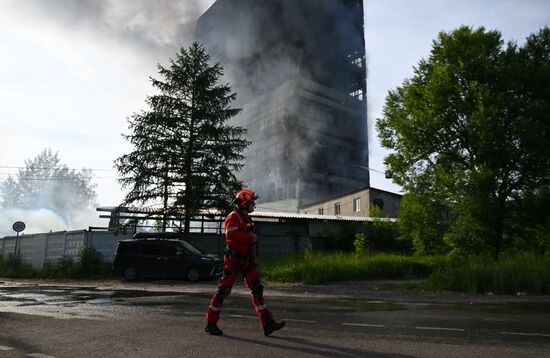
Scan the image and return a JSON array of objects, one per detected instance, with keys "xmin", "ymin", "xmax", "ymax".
[{"xmin": 0, "ymin": 280, "xmax": 549, "ymax": 357}]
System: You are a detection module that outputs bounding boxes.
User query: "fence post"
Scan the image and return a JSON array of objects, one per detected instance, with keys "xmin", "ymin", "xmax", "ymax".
[
  {"xmin": 62, "ymin": 232, "xmax": 68, "ymax": 256},
  {"xmin": 85, "ymin": 230, "xmax": 91, "ymax": 249},
  {"xmin": 42, "ymin": 233, "xmax": 50, "ymax": 269}
]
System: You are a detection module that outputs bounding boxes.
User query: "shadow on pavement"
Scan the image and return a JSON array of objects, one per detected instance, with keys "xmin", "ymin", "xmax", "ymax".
[{"xmin": 222, "ymin": 334, "xmax": 414, "ymax": 358}]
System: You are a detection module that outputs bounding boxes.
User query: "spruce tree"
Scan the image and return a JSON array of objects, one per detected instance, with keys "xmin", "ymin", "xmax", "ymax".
[{"xmin": 115, "ymin": 42, "xmax": 249, "ymax": 234}]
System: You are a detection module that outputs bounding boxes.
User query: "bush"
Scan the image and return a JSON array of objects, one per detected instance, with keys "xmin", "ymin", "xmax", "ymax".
[
  {"xmin": 261, "ymin": 252, "xmax": 446, "ymax": 285},
  {"xmin": 353, "ymin": 233, "xmax": 368, "ymax": 254},
  {"xmin": 425, "ymin": 253, "xmax": 550, "ymax": 294},
  {"xmin": 0, "ymin": 245, "xmax": 111, "ymax": 280},
  {"xmin": 42, "ymin": 255, "xmax": 76, "ymax": 279},
  {"xmin": 77, "ymin": 245, "xmax": 108, "ymax": 278},
  {"xmin": 0, "ymin": 253, "xmax": 37, "ymax": 278},
  {"xmin": 313, "ymin": 220, "xmax": 410, "ymax": 254}
]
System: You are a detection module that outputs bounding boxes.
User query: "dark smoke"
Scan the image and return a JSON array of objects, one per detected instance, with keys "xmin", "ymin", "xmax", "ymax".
[{"xmin": 195, "ymin": 0, "xmax": 369, "ymax": 210}]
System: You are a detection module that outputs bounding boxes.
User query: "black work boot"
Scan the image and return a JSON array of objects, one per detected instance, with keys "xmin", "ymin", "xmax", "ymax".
[
  {"xmin": 205, "ymin": 324, "xmax": 223, "ymax": 336},
  {"xmin": 263, "ymin": 320, "xmax": 286, "ymax": 336}
]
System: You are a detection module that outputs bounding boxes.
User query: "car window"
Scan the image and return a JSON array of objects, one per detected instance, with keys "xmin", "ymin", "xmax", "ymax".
[
  {"xmin": 160, "ymin": 242, "xmax": 179, "ymax": 256},
  {"xmin": 181, "ymin": 241, "xmax": 202, "ymax": 255},
  {"xmin": 141, "ymin": 242, "xmax": 162, "ymax": 255},
  {"xmin": 118, "ymin": 242, "xmax": 138, "ymax": 253}
]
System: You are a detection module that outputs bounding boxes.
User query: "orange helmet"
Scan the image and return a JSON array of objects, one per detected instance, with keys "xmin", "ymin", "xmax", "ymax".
[{"xmin": 233, "ymin": 188, "xmax": 258, "ymax": 209}]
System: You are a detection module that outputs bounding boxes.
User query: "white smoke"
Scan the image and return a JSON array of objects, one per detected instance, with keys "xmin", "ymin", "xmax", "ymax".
[
  {"xmin": 0, "ymin": 2, "xmax": 218, "ymax": 237},
  {"xmin": 0, "ymin": 208, "xmax": 65, "ymax": 237},
  {"xmin": 0, "ymin": 207, "xmax": 104, "ymax": 237}
]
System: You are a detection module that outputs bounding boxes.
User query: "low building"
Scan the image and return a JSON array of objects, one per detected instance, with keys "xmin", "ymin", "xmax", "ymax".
[{"xmin": 299, "ymin": 187, "xmax": 402, "ymax": 218}]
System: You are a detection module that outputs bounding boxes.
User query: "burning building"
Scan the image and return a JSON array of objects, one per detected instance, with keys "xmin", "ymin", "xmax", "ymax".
[{"xmin": 195, "ymin": 0, "xmax": 369, "ymax": 212}]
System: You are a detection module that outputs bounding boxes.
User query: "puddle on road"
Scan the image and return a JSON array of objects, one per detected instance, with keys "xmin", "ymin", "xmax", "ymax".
[
  {"xmin": 316, "ymin": 299, "xmax": 407, "ymax": 312},
  {"xmin": 424, "ymin": 302, "xmax": 550, "ymax": 315},
  {"xmin": 0, "ymin": 284, "xmax": 182, "ymax": 309},
  {"xmin": 2, "ymin": 284, "xmax": 549, "ymax": 318}
]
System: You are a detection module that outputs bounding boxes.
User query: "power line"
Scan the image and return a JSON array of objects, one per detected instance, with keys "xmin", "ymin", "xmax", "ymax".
[
  {"xmin": 1, "ymin": 165, "xmax": 388, "ymax": 174},
  {"xmin": 2, "ymin": 178, "xmax": 116, "ymax": 181},
  {"xmin": 0, "ymin": 165, "xmax": 115, "ymax": 172},
  {"xmin": 0, "ymin": 175, "xmax": 117, "ymax": 180}
]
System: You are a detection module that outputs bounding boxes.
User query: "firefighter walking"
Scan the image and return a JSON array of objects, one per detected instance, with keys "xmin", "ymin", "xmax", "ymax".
[{"xmin": 205, "ymin": 189, "xmax": 286, "ymax": 336}]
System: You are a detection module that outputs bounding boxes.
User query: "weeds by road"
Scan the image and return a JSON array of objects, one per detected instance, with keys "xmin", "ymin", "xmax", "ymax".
[
  {"xmin": 261, "ymin": 252, "xmax": 550, "ymax": 295},
  {"xmin": 2, "ymin": 250, "xmax": 549, "ymax": 295}
]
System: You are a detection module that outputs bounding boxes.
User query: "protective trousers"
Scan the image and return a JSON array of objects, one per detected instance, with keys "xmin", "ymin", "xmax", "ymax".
[{"xmin": 205, "ymin": 255, "xmax": 273, "ymax": 327}]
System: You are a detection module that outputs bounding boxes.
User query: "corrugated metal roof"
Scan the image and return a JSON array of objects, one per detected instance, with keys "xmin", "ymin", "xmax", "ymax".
[
  {"xmin": 96, "ymin": 206, "xmax": 395, "ymax": 222},
  {"xmin": 251, "ymin": 210, "xmax": 395, "ymax": 222}
]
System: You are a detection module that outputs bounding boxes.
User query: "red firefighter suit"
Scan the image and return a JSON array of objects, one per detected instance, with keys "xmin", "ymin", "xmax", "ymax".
[{"xmin": 205, "ymin": 208, "xmax": 275, "ymax": 329}]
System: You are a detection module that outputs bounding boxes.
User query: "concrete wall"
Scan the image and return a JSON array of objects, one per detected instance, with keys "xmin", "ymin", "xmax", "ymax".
[
  {"xmin": 0, "ymin": 222, "xmax": 314, "ymax": 269},
  {"xmin": 0, "ymin": 231, "xmax": 133, "ymax": 270}
]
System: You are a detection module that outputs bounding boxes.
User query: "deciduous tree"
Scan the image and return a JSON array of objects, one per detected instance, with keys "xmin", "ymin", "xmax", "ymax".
[
  {"xmin": 0, "ymin": 148, "xmax": 97, "ymax": 224},
  {"xmin": 377, "ymin": 26, "xmax": 550, "ymax": 256}
]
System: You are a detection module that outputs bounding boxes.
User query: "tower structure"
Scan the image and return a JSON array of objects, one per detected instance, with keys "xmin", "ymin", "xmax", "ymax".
[{"xmin": 196, "ymin": 0, "xmax": 369, "ymax": 212}]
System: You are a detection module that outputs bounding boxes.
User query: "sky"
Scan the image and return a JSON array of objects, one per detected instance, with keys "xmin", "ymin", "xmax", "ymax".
[{"xmin": 0, "ymin": 0, "xmax": 549, "ymax": 220}]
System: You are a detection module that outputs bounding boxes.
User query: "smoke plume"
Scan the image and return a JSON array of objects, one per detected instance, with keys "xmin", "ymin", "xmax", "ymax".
[
  {"xmin": 0, "ymin": 208, "xmax": 100, "ymax": 237},
  {"xmin": 4, "ymin": 0, "xmax": 215, "ymax": 57}
]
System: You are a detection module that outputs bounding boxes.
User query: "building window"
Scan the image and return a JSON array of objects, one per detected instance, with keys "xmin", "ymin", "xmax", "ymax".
[
  {"xmin": 318, "ymin": 208, "xmax": 324, "ymax": 215},
  {"xmin": 353, "ymin": 198, "xmax": 361, "ymax": 212},
  {"xmin": 334, "ymin": 203, "xmax": 341, "ymax": 215}
]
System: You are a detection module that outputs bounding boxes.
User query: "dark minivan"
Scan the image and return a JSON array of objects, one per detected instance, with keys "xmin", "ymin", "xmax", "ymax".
[{"xmin": 112, "ymin": 232, "xmax": 222, "ymax": 281}]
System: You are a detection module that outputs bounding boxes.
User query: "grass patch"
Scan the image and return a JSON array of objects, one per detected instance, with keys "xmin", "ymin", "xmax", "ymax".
[
  {"xmin": 424, "ymin": 253, "xmax": 550, "ymax": 295},
  {"xmin": 260, "ymin": 252, "xmax": 447, "ymax": 285},
  {"xmin": 260, "ymin": 252, "xmax": 550, "ymax": 295}
]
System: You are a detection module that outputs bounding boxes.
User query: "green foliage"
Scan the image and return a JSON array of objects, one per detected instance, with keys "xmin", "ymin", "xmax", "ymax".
[
  {"xmin": 314, "ymin": 220, "xmax": 408, "ymax": 254},
  {"xmin": 353, "ymin": 233, "xmax": 368, "ymax": 254},
  {"xmin": 314, "ymin": 221, "xmax": 361, "ymax": 252},
  {"xmin": 506, "ymin": 189, "xmax": 550, "ymax": 254},
  {"xmin": 115, "ymin": 42, "xmax": 249, "ymax": 234},
  {"xmin": 45, "ymin": 255, "xmax": 77, "ymax": 278},
  {"xmin": 364, "ymin": 218, "xmax": 411, "ymax": 254},
  {"xmin": 398, "ymin": 193, "xmax": 450, "ymax": 255},
  {"xmin": 261, "ymin": 252, "xmax": 447, "ymax": 285},
  {"xmin": 0, "ymin": 245, "xmax": 110, "ymax": 280},
  {"xmin": 426, "ymin": 253, "xmax": 550, "ymax": 294},
  {"xmin": 377, "ymin": 26, "xmax": 550, "ymax": 257},
  {"xmin": 0, "ymin": 253, "xmax": 34, "ymax": 278},
  {"xmin": 77, "ymin": 245, "xmax": 107, "ymax": 278}
]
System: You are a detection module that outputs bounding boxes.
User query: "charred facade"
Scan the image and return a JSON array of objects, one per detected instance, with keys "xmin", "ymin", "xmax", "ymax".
[{"xmin": 196, "ymin": 0, "xmax": 369, "ymax": 211}]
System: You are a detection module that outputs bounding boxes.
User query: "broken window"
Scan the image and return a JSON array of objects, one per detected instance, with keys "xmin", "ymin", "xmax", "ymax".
[
  {"xmin": 351, "ymin": 57, "xmax": 363, "ymax": 68},
  {"xmin": 372, "ymin": 198, "xmax": 384, "ymax": 210},
  {"xmin": 350, "ymin": 89, "xmax": 364, "ymax": 101}
]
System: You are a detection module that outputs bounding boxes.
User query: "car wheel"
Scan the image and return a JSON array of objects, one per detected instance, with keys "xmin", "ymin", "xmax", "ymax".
[
  {"xmin": 186, "ymin": 267, "xmax": 200, "ymax": 282},
  {"xmin": 123, "ymin": 267, "xmax": 138, "ymax": 281}
]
